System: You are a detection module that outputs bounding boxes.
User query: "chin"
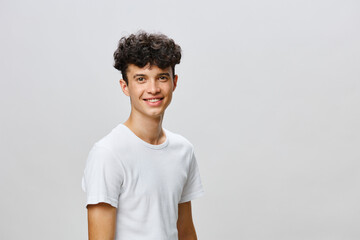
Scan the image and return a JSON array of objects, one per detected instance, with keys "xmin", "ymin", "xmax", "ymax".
[
  {"xmin": 148, "ymin": 110, "xmax": 166, "ymax": 117},
  {"xmin": 148, "ymin": 112, "xmax": 164, "ymax": 117}
]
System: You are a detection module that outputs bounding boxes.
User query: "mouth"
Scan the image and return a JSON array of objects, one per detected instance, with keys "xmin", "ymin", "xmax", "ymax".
[{"xmin": 143, "ymin": 98, "xmax": 164, "ymax": 103}]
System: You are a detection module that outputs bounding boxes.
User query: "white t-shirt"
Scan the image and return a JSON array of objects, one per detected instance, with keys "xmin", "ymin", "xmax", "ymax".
[{"xmin": 82, "ymin": 123, "xmax": 204, "ymax": 240}]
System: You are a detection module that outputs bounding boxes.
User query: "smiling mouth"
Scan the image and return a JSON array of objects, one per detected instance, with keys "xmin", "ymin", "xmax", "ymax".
[{"xmin": 144, "ymin": 98, "xmax": 164, "ymax": 102}]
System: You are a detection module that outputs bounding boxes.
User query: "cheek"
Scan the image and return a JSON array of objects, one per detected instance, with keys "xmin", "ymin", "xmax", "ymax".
[
  {"xmin": 163, "ymin": 84, "xmax": 174, "ymax": 93},
  {"xmin": 164, "ymin": 88, "xmax": 173, "ymax": 102},
  {"xmin": 129, "ymin": 88, "xmax": 144, "ymax": 98}
]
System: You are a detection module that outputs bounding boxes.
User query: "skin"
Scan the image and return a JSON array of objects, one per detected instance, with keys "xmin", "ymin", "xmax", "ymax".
[
  {"xmin": 177, "ymin": 201, "xmax": 198, "ymax": 240},
  {"xmin": 87, "ymin": 203, "xmax": 117, "ymax": 240},
  {"xmin": 119, "ymin": 63, "xmax": 177, "ymax": 144},
  {"xmin": 87, "ymin": 63, "xmax": 198, "ymax": 240}
]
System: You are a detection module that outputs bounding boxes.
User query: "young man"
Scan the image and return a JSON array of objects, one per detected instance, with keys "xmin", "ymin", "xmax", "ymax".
[{"xmin": 82, "ymin": 32, "xmax": 204, "ymax": 240}]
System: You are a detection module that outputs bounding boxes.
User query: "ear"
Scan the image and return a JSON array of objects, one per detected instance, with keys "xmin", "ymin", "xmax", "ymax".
[
  {"xmin": 172, "ymin": 75, "xmax": 178, "ymax": 92},
  {"xmin": 119, "ymin": 79, "xmax": 130, "ymax": 96}
]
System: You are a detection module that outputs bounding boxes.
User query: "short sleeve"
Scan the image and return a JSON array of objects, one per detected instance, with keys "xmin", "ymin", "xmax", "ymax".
[
  {"xmin": 179, "ymin": 149, "xmax": 205, "ymax": 203},
  {"xmin": 81, "ymin": 144, "xmax": 124, "ymax": 208}
]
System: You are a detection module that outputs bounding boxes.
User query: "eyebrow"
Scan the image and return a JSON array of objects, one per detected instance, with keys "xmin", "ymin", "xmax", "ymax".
[
  {"xmin": 132, "ymin": 73, "xmax": 171, "ymax": 78},
  {"xmin": 133, "ymin": 74, "xmax": 146, "ymax": 78},
  {"xmin": 158, "ymin": 73, "xmax": 171, "ymax": 77}
]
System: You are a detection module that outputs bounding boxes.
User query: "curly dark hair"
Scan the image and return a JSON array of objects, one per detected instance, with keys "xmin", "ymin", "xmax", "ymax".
[{"xmin": 113, "ymin": 31, "xmax": 182, "ymax": 84}]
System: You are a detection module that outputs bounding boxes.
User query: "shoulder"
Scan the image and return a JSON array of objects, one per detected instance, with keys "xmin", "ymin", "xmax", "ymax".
[
  {"xmin": 164, "ymin": 128, "xmax": 194, "ymax": 152},
  {"xmin": 85, "ymin": 131, "xmax": 125, "ymax": 173},
  {"xmin": 93, "ymin": 123, "xmax": 132, "ymax": 153}
]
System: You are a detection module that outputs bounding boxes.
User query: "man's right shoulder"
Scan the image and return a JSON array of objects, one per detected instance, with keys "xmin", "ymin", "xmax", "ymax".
[{"xmin": 91, "ymin": 124, "xmax": 130, "ymax": 153}]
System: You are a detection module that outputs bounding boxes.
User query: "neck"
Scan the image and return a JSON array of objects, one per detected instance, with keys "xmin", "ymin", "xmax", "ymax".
[{"xmin": 123, "ymin": 111, "xmax": 166, "ymax": 145}]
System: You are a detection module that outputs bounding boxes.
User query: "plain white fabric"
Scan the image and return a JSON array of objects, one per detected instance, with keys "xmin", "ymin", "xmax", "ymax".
[{"xmin": 82, "ymin": 123, "xmax": 204, "ymax": 240}]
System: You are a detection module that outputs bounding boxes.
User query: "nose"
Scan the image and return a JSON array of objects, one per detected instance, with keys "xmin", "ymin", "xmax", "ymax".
[{"xmin": 147, "ymin": 79, "xmax": 160, "ymax": 94}]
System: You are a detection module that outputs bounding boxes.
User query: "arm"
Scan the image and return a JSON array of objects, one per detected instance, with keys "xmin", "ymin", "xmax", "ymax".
[
  {"xmin": 87, "ymin": 202, "xmax": 117, "ymax": 240},
  {"xmin": 177, "ymin": 201, "xmax": 198, "ymax": 240}
]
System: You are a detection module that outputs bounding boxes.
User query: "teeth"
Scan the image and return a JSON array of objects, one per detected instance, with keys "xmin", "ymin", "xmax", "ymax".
[{"xmin": 147, "ymin": 98, "xmax": 161, "ymax": 102}]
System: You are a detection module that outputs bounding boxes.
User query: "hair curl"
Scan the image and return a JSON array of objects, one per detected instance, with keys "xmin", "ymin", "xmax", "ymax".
[{"xmin": 113, "ymin": 31, "xmax": 182, "ymax": 84}]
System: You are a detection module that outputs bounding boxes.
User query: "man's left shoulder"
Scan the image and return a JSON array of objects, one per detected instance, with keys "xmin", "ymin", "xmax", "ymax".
[{"xmin": 164, "ymin": 128, "xmax": 194, "ymax": 150}]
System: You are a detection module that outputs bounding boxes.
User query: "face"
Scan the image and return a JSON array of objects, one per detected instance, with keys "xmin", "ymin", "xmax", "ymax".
[{"xmin": 119, "ymin": 63, "xmax": 178, "ymax": 119}]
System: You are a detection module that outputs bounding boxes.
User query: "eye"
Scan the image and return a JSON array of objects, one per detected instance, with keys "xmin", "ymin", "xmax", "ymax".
[
  {"xmin": 159, "ymin": 76, "xmax": 169, "ymax": 81},
  {"xmin": 137, "ymin": 77, "xmax": 145, "ymax": 83}
]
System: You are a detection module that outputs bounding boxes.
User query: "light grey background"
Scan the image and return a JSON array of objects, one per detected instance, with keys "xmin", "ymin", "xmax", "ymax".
[{"xmin": 1, "ymin": 0, "xmax": 359, "ymax": 239}]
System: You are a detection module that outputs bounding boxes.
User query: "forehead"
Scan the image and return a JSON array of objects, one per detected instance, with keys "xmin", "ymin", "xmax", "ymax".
[{"xmin": 127, "ymin": 63, "xmax": 173, "ymax": 77}]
